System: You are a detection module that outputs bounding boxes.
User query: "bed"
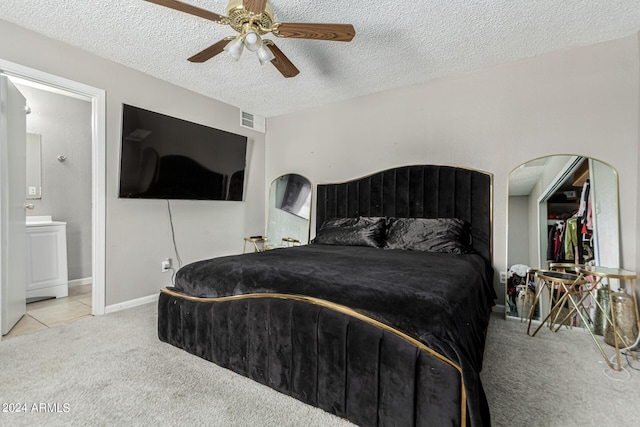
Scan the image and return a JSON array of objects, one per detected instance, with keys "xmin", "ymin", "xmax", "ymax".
[{"xmin": 158, "ymin": 165, "xmax": 495, "ymax": 426}]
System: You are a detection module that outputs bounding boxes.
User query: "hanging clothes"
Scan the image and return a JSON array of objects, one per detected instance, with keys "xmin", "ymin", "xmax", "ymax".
[
  {"xmin": 557, "ymin": 221, "xmax": 566, "ymax": 261},
  {"xmin": 585, "ymin": 193, "xmax": 594, "ymax": 229},
  {"xmin": 577, "ymin": 179, "xmax": 594, "ymax": 264},
  {"xmin": 577, "ymin": 179, "xmax": 590, "ymax": 218},
  {"xmin": 564, "ymin": 217, "xmax": 578, "ymax": 261},
  {"xmin": 547, "ymin": 221, "xmax": 566, "ymax": 262},
  {"xmin": 547, "ymin": 225, "xmax": 556, "ymax": 262}
]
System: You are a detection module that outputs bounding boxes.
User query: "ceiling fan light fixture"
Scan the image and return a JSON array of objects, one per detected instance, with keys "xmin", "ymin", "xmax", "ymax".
[
  {"xmin": 146, "ymin": 0, "xmax": 356, "ymax": 77},
  {"xmin": 244, "ymin": 30, "xmax": 263, "ymax": 52},
  {"xmin": 257, "ymin": 44, "xmax": 275, "ymax": 65},
  {"xmin": 224, "ymin": 37, "xmax": 245, "ymax": 60}
]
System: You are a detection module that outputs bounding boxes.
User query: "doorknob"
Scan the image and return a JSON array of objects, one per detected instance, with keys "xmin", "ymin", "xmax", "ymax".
[{"xmin": 24, "ymin": 203, "xmax": 34, "ymax": 210}]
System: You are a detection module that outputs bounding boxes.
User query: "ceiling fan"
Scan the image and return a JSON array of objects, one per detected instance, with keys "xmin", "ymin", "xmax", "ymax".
[{"xmin": 145, "ymin": 0, "xmax": 356, "ymax": 78}]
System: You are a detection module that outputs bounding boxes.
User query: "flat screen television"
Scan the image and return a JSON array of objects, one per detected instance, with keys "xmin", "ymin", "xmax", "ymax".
[{"xmin": 118, "ymin": 104, "xmax": 248, "ymax": 201}]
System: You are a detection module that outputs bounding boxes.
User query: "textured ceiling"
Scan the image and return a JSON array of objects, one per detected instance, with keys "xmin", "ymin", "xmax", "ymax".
[{"xmin": 1, "ymin": 1, "xmax": 640, "ymax": 117}]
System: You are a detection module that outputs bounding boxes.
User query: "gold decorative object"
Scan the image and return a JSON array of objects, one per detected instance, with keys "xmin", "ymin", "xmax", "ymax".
[
  {"xmin": 604, "ymin": 291, "xmax": 638, "ymax": 347},
  {"xmin": 225, "ymin": 0, "xmax": 275, "ymax": 33},
  {"xmin": 593, "ymin": 285, "xmax": 610, "ymax": 336},
  {"xmin": 577, "ymin": 266, "xmax": 639, "ymax": 371}
]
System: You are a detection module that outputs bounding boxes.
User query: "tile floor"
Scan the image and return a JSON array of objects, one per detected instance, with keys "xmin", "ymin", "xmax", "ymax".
[{"xmin": 3, "ymin": 284, "xmax": 92, "ymax": 340}]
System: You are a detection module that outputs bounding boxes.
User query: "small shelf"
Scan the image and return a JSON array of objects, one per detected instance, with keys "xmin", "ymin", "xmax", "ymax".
[
  {"xmin": 548, "ymin": 202, "xmax": 578, "ymax": 207},
  {"xmin": 572, "ymin": 159, "xmax": 590, "ymax": 187}
]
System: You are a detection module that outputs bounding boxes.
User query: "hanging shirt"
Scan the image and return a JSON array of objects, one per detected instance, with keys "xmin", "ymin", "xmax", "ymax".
[
  {"xmin": 564, "ymin": 217, "xmax": 578, "ymax": 261},
  {"xmin": 577, "ymin": 180, "xmax": 590, "ymax": 218}
]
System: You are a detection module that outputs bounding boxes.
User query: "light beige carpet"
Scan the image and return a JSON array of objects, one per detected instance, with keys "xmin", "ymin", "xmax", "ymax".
[
  {"xmin": 482, "ymin": 313, "xmax": 640, "ymax": 426},
  {"xmin": 0, "ymin": 302, "xmax": 352, "ymax": 427},
  {"xmin": 2, "ymin": 303, "xmax": 639, "ymax": 426}
]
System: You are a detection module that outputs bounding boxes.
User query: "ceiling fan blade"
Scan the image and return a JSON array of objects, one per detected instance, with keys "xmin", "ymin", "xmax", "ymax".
[
  {"xmin": 243, "ymin": 0, "xmax": 268, "ymax": 15},
  {"xmin": 145, "ymin": 0, "xmax": 224, "ymax": 22},
  {"xmin": 188, "ymin": 39, "xmax": 231, "ymax": 63},
  {"xmin": 265, "ymin": 42, "xmax": 300, "ymax": 78},
  {"xmin": 275, "ymin": 23, "xmax": 355, "ymax": 42}
]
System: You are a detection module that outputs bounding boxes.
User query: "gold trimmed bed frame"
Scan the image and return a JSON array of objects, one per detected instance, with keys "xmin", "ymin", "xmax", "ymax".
[
  {"xmin": 161, "ymin": 287, "xmax": 467, "ymax": 421},
  {"xmin": 157, "ymin": 165, "xmax": 493, "ymax": 427},
  {"xmin": 158, "ymin": 287, "xmax": 468, "ymax": 426}
]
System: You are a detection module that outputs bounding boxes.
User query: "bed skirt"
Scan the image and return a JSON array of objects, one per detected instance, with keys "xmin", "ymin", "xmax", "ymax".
[{"xmin": 158, "ymin": 288, "xmax": 468, "ymax": 426}]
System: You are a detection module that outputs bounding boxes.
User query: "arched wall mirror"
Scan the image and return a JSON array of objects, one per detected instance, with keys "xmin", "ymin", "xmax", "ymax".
[
  {"xmin": 506, "ymin": 155, "xmax": 620, "ymax": 320},
  {"xmin": 266, "ymin": 174, "xmax": 312, "ymax": 249}
]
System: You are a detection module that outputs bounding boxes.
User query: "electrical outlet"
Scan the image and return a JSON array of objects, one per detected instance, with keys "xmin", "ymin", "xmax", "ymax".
[
  {"xmin": 162, "ymin": 258, "xmax": 172, "ymax": 273},
  {"xmin": 499, "ymin": 271, "xmax": 507, "ymax": 284}
]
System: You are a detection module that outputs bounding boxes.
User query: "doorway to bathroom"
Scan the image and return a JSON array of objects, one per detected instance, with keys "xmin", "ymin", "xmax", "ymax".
[
  {"xmin": 10, "ymin": 79, "xmax": 92, "ymax": 337},
  {"xmin": 0, "ymin": 59, "xmax": 106, "ymax": 338}
]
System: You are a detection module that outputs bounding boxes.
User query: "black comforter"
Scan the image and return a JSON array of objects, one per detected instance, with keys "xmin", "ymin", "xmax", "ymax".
[{"xmin": 174, "ymin": 244, "xmax": 495, "ymax": 425}]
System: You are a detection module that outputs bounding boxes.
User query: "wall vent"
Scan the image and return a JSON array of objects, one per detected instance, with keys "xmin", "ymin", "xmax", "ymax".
[{"xmin": 240, "ymin": 110, "xmax": 266, "ymax": 133}]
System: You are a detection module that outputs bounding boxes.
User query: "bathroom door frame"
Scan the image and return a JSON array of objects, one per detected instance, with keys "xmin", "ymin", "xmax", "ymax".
[{"xmin": 0, "ymin": 58, "xmax": 106, "ymax": 316}]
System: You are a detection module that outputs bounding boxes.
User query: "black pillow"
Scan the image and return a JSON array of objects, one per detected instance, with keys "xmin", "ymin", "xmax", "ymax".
[
  {"xmin": 384, "ymin": 218, "xmax": 472, "ymax": 253},
  {"xmin": 313, "ymin": 217, "xmax": 386, "ymax": 248}
]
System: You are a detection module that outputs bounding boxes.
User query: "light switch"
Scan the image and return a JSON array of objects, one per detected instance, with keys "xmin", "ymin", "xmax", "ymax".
[{"xmin": 28, "ymin": 186, "xmax": 37, "ymax": 196}]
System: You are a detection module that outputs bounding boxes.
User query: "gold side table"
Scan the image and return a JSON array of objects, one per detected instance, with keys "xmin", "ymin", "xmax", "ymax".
[
  {"xmin": 578, "ymin": 267, "xmax": 639, "ymax": 370},
  {"xmin": 523, "ymin": 268, "xmax": 540, "ymax": 322},
  {"xmin": 243, "ymin": 237, "xmax": 267, "ymax": 253},
  {"xmin": 549, "ymin": 262, "xmax": 584, "ymax": 272},
  {"xmin": 282, "ymin": 237, "xmax": 301, "ymax": 247},
  {"xmin": 528, "ymin": 270, "xmax": 587, "ymax": 337},
  {"xmin": 548, "ymin": 263, "xmax": 592, "ymax": 328}
]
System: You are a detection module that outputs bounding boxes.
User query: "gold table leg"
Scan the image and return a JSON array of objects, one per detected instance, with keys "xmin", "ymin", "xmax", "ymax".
[
  {"xmin": 553, "ymin": 279, "xmax": 614, "ymax": 368},
  {"xmin": 528, "ymin": 276, "xmax": 552, "ymax": 336}
]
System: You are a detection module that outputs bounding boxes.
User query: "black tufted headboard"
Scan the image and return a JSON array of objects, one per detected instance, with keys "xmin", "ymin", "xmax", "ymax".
[{"xmin": 315, "ymin": 165, "xmax": 493, "ymax": 263}]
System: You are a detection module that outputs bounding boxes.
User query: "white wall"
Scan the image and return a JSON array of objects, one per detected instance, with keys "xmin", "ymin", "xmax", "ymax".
[
  {"xmin": 267, "ymin": 34, "xmax": 640, "ymax": 304},
  {"xmin": 507, "ymin": 196, "xmax": 530, "ymax": 267},
  {"xmin": 636, "ymin": 35, "xmax": 640, "ymax": 275},
  {"xmin": 0, "ymin": 20, "xmax": 266, "ymax": 305}
]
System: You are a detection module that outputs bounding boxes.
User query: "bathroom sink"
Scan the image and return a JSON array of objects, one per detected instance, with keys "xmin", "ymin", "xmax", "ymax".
[
  {"xmin": 26, "ymin": 215, "xmax": 53, "ymax": 225},
  {"xmin": 27, "ymin": 215, "xmax": 52, "ymax": 224}
]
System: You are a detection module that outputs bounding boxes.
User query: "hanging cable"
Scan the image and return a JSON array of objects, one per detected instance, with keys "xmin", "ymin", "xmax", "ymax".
[
  {"xmin": 624, "ymin": 351, "xmax": 640, "ymax": 371},
  {"xmin": 167, "ymin": 199, "xmax": 183, "ymax": 271}
]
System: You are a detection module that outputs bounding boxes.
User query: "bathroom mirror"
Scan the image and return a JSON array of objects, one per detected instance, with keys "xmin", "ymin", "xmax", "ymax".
[
  {"xmin": 26, "ymin": 132, "xmax": 42, "ymax": 199},
  {"xmin": 506, "ymin": 155, "xmax": 619, "ymax": 319},
  {"xmin": 266, "ymin": 174, "xmax": 312, "ymax": 248}
]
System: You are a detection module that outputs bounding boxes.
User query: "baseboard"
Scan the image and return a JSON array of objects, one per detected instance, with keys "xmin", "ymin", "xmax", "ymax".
[
  {"xmin": 105, "ymin": 293, "xmax": 159, "ymax": 314},
  {"xmin": 492, "ymin": 304, "xmax": 505, "ymax": 313},
  {"xmin": 68, "ymin": 277, "xmax": 92, "ymax": 287}
]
